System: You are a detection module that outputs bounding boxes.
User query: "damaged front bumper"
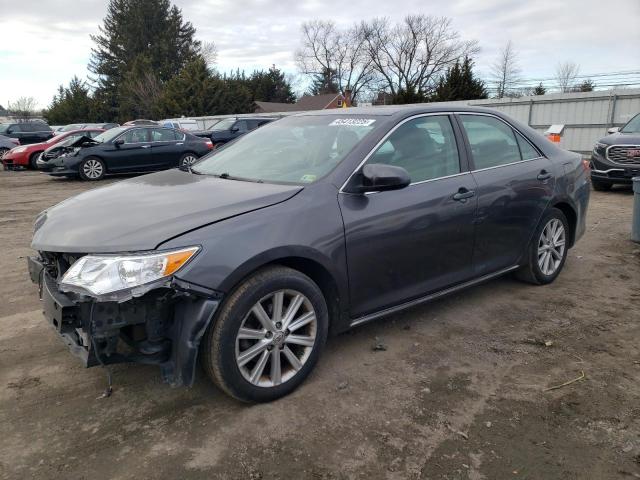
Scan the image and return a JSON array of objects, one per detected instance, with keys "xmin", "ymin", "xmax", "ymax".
[{"xmin": 28, "ymin": 255, "xmax": 221, "ymax": 387}]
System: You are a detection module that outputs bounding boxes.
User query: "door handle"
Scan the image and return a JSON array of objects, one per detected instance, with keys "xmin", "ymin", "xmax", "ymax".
[
  {"xmin": 537, "ymin": 170, "xmax": 552, "ymax": 181},
  {"xmin": 176, "ymin": 142, "xmax": 184, "ymax": 146},
  {"xmin": 453, "ymin": 188, "xmax": 475, "ymax": 202},
  {"xmin": 141, "ymin": 145, "xmax": 151, "ymax": 149}
]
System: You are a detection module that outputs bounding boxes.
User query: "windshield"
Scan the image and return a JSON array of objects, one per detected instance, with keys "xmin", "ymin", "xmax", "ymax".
[
  {"xmin": 210, "ymin": 118, "xmax": 237, "ymax": 131},
  {"xmin": 191, "ymin": 115, "xmax": 380, "ymax": 184},
  {"xmin": 61, "ymin": 124, "xmax": 85, "ymax": 132},
  {"xmin": 0, "ymin": 124, "xmax": 9, "ymax": 134},
  {"xmin": 621, "ymin": 114, "xmax": 640, "ymax": 133},
  {"xmin": 93, "ymin": 126, "xmax": 129, "ymax": 143}
]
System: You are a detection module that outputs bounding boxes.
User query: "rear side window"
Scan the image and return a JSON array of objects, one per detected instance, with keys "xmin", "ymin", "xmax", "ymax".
[
  {"xmin": 460, "ymin": 115, "xmax": 522, "ymax": 169},
  {"xmin": 151, "ymin": 128, "xmax": 177, "ymax": 141},
  {"xmin": 367, "ymin": 115, "xmax": 461, "ymax": 183},
  {"xmin": 515, "ymin": 131, "xmax": 540, "ymax": 160}
]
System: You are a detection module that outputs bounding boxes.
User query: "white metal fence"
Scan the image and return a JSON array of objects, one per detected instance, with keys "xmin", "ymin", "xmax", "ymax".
[{"xmin": 191, "ymin": 87, "xmax": 640, "ymax": 155}]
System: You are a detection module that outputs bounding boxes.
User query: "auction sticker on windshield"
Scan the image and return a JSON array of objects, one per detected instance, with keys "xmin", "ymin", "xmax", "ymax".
[{"xmin": 329, "ymin": 119, "xmax": 376, "ymax": 127}]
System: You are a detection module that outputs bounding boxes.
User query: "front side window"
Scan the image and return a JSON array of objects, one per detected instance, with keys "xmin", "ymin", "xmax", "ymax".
[
  {"xmin": 150, "ymin": 128, "xmax": 177, "ymax": 142},
  {"xmin": 122, "ymin": 128, "xmax": 148, "ymax": 143},
  {"xmin": 460, "ymin": 115, "xmax": 522, "ymax": 169},
  {"xmin": 192, "ymin": 115, "xmax": 379, "ymax": 184},
  {"xmin": 366, "ymin": 115, "xmax": 461, "ymax": 183},
  {"xmin": 235, "ymin": 120, "xmax": 248, "ymax": 133}
]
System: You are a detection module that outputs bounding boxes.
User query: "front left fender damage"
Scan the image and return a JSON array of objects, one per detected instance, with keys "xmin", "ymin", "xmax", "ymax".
[{"xmin": 28, "ymin": 254, "xmax": 221, "ymax": 387}]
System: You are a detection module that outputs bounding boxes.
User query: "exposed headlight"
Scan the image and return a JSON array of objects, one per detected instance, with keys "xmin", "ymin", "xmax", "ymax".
[
  {"xmin": 60, "ymin": 147, "xmax": 81, "ymax": 157},
  {"xmin": 60, "ymin": 247, "xmax": 199, "ymax": 296}
]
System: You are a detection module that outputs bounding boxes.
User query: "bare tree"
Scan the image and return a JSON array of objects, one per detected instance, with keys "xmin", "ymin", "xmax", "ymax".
[
  {"xmin": 8, "ymin": 97, "xmax": 39, "ymax": 121},
  {"xmin": 200, "ymin": 41, "xmax": 218, "ymax": 67},
  {"xmin": 555, "ymin": 61, "xmax": 580, "ymax": 93},
  {"xmin": 360, "ymin": 15, "xmax": 479, "ymax": 101},
  {"xmin": 124, "ymin": 71, "xmax": 163, "ymax": 119},
  {"xmin": 490, "ymin": 40, "xmax": 522, "ymax": 98},
  {"xmin": 296, "ymin": 20, "xmax": 375, "ymax": 102}
]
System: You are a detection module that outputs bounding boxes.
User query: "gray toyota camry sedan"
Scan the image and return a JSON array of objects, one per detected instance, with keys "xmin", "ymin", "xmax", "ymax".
[{"xmin": 28, "ymin": 106, "xmax": 590, "ymax": 402}]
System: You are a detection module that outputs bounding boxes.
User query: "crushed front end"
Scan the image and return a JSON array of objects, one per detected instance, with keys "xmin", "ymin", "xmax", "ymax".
[{"xmin": 27, "ymin": 251, "xmax": 221, "ymax": 387}]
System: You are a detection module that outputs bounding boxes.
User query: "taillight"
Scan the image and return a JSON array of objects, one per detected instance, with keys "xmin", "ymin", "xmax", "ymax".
[
  {"xmin": 582, "ymin": 159, "xmax": 591, "ymax": 172},
  {"xmin": 206, "ymin": 140, "xmax": 213, "ymax": 150}
]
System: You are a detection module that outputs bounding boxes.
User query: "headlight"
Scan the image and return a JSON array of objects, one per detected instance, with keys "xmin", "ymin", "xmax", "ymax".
[
  {"xmin": 60, "ymin": 247, "xmax": 199, "ymax": 296},
  {"xmin": 60, "ymin": 147, "xmax": 81, "ymax": 157},
  {"xmin": 593, "ymin": 142, "xmax": 607, "ymax": 156},
  {"xmin": 13, "ymin": 146, "xmax": 27, "ymax": 153}
]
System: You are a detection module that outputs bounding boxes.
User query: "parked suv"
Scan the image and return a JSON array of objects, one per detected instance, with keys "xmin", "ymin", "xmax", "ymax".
[
  {"xmin": 198, "ymin": 116, "xmax": 276, "ymax": 147},
  {"xmin": 590, "ymin": 113, "xmax": 640, "ymax": 190},
  {"xmin": 0, "ymin": 122, "xmax": 53, "ymax": 145},
  {"xmin": 28, "ymin": 107, "xmax": 589, "ymax": 402}
]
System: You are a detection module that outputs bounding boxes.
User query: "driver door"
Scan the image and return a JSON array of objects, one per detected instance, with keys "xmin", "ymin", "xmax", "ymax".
[{"xmin": 339, "ymin": 114, "xmax": 478, "ymax": 318}]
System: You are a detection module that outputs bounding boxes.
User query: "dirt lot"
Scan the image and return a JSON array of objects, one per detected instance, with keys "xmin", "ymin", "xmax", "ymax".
[{"xmin": 0, "ymin": 170, "xmax": 639, "ymax": 480}]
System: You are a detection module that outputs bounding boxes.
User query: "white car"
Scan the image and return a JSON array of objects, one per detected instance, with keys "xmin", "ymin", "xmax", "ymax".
[{"xmin": 160, "ymin": 118, "xmax": 199, "ymax": 131}]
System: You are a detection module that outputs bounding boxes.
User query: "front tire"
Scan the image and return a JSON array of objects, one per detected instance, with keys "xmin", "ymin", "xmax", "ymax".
[
  {"xmin": 79, "ymin": 157, "xmax": 106, "ymax": 181},
  {"xmin": 515, "ymin": 208, "xmax": 569, "ymax": 285},
  {"xmin": 200, "ymin": 266, "xmax": 329, "ymax": 402},
  {"xmin": 29, "ymin": 152, "xmax": 42, "ymax": 169}
]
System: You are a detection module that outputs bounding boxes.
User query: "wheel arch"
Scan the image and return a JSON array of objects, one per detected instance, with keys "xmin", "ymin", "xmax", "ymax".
[
  {"xmin": 216, "ymin": 248, "xmax": 349, "ymax": 334},
  {"xmin": 551, "ymin": 200, "xmax": 577, "ymax": 248}
]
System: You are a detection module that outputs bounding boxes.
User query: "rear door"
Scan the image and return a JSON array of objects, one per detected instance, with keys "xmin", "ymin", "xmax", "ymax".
[
  {"xmin": 107, "ymin": 128, "xmax": 152, "ymax": 172},
  {"xmin": 339, "ymin": 114, "xmax": 478, "ymax": 317},
  {"xmin": 456, "ymin": 113, "xmax": 555, "ymax": 275},
  {"xmin": 149, "ymin": 128, "xmax": 181, "ymax": 168}
]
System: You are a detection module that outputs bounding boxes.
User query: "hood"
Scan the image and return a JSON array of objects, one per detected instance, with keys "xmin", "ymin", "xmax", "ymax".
[
  {"xmin": 599, "ymin": 132, "xmax": 640, "ymax": 146},
  {"xmin": 44, "ymin": 135, "xmax": 96, "ymax": 154},
  {"xmin": 32, "ymin": 169, "xmax": 302, "ymax": 253}
]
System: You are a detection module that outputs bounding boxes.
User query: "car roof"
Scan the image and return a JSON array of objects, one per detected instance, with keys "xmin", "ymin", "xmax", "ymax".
[{"xmin": 293, "ymin": 105, "xmax": 501, "ymax": 117}]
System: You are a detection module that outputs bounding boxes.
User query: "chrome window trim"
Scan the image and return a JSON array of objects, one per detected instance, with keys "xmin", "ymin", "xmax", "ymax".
[
  {"xmin": 455, "ymin": 111, "xmax": 545, "ymax": 162},
  {"xmin": 339, "ymin": 112, "xmax": 463, "ymax": 194},
  {"xmin": 605, "ymin": 144, "xmax": 640, "ymax": 164}
]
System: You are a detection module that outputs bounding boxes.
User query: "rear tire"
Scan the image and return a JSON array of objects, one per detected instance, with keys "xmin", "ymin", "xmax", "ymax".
[
  {"xmin": 591, "ymin": 179, "xmax": 612, "ymax": 191},
  {"xmin": 179, "ymin": 152, "xmax": 198, "ymax": 168},
  {"xmin": 200, "ymin": 266, "xmax": 328, "ymax": 403},
  {"xmin": 79, "ymin": 157, "xmax": 106, "ymax": 181},
  {"xmin": 515, "ymin": 208, "xmax": 569, "ymax": 285}
]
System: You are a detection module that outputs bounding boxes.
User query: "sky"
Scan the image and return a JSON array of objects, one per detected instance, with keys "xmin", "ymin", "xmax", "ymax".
[{"xmin": 1, "ymin": 0, "xmax": 639, "ymax": 109}]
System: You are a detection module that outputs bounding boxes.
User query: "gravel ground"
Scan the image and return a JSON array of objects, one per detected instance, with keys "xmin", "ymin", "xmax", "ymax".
[{"xmin": 1, "ymin": 170, "xmax": 639, "ymax": 480}]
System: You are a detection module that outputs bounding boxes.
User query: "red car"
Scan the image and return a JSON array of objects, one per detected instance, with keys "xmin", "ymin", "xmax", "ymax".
[{"xmin": 2, "ymin": 129, "xmax": 104, "ymax": 170}]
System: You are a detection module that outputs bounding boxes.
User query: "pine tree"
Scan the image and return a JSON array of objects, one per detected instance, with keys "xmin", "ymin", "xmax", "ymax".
[
  {"xmin": 89, "ymin": 0, "xmax": 201, "ymax": 120},
  {"xmin": 308, "ymin": 67, "xmax": 339, "ymax": 96},
  {"xmin": 533, "ymin": 83, "xmax": 546, "ymax": 95},
  {"xmin": 248, "ymin": 67, "xmax": 295, "ymax": 103},
  {"xmin": 45, "ymin": 77, "xmax": 95, "ymax": 124},
  {"xmin": 432, "ymin": 57, "xmax": 487, "ymax": 102}
]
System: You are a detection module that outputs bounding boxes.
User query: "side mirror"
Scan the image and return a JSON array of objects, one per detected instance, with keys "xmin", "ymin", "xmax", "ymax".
[
  {"xmin": 348, "ymin": 163, "xmax": 411, "ymax": 193},
  {"xmin": 6, "ymin": 128, "xmax": 13, "ymax": 134},
  {"xmin": 113, "ymin": 138, "xmax": 124, "ymax": 146},
  {"xmin": 230, "ymin": 126, "xmax": 239, "ymax": 133},
  {"xmin": 607, "ymin": 127, "xmax": 620, "ymax": 135}
]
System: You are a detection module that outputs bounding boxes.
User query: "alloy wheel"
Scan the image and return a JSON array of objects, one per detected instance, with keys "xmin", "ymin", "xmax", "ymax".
[
  {"xmin": 83, "ymin": 159, "xmax": 103, "ymax": 179},
  {"xmin": 537, "ymin": 218, "xmax": 566, "ymax": 276},
  {"xmin": 235, "ymin": 289, "xmax": 317, "ymax": 388},
  {"xmin": 181, "ymin": 155, "xmax": 197, "ymax": 167}
]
